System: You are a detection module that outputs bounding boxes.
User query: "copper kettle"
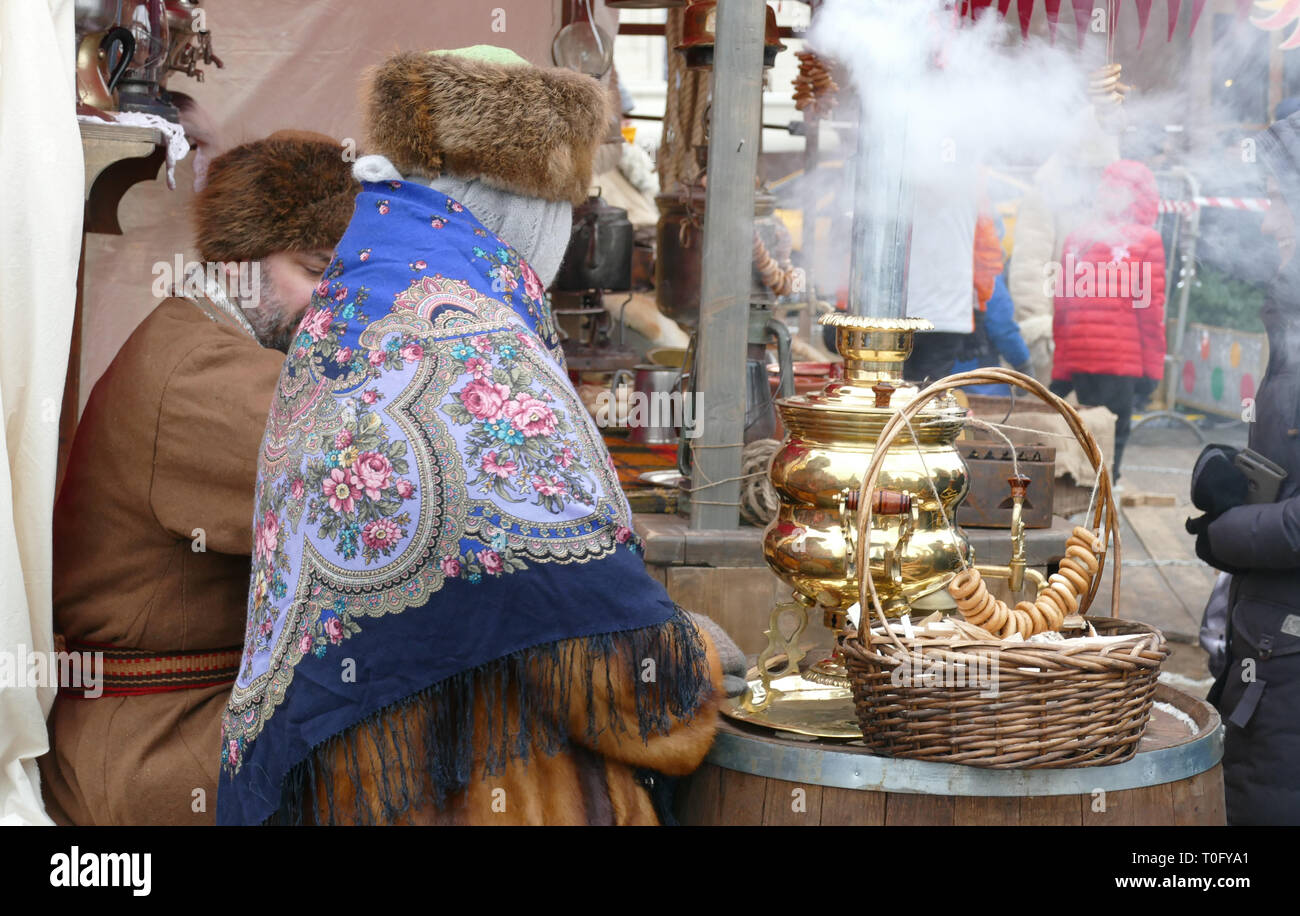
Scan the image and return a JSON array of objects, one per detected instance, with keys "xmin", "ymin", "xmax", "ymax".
[
  {"xmin": 678, "ymin": 0, "xmax": 785, "ymax": 70},
  {"xmin": 77, "ymin": 27, "xmax": 136, "ymax": 111}
]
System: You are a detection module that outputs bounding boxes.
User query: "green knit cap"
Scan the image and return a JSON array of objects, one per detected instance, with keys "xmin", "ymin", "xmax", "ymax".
[{"xmin": 429, "ymin": 45, "xmax": 529, "ymax": 67}]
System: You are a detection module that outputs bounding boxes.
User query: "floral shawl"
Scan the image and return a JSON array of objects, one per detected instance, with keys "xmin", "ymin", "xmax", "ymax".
[{"xmin": 216, "ymin": 180, "xmax": 710, "ymax": 825}]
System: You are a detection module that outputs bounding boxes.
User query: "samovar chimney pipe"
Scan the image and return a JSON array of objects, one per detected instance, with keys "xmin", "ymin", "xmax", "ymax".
[{"xmin": 848, "ymin": 97, "xmax": 913, "ymax": 320}]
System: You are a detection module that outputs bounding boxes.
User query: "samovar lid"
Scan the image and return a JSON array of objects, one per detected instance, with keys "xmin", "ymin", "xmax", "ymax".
[{"xmin": 774, "ymin": 312, "xmax": 965, "ymax": 441}]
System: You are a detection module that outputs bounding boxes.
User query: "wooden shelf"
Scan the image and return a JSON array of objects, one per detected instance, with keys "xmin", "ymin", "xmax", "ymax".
[{"xmin": 78, "ymin": 120, "xmax": 166, "ymax": 233}]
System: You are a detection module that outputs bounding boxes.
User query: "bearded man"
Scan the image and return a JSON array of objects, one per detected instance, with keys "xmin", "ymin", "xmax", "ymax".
[{"xmin": 38, "ymin": 131, "xmax": 358, "ymax": 825}]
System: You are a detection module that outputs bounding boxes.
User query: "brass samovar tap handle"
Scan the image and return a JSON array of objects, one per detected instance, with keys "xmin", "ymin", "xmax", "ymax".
[
  {"xmin": 886, "ymin": 502, "xmax": 917, "ymax": 596},
  {"xmin": 840, "ymin": 487, "xmax": 912, "ymax": 582},
  {"xmin": 839, "ymin": 488, "xmax": 856, "ymax": 580},
  {"xmin": 841, "ymin": 487, "xmax": 913, "ymax": 615},
  {"xmin": 745, "ymin": 597, "xmax": 813, "ymax": 712},
  {"xmin": 1006, "ymin": 474, "xmax": 1029, "ymax": 593},
  {"xmin": 974, "ymin": 474, "xmax": 1047, "ymax": 597}
]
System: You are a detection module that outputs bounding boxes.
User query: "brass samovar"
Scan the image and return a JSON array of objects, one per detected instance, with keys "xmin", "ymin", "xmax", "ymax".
[{"xmin": 725, "ymin": 313, "xmax": 972, "ymax": 738}]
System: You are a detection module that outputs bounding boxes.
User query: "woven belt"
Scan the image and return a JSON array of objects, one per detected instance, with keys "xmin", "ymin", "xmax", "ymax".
[{"xmin": 62, "ymin": 641, "xmax": 243, "ymax": 697}]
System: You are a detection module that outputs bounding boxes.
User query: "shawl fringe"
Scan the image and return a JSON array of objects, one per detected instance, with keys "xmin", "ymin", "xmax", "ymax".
[{"xmin": 267, "ymin": 607, "xmax": 710, "ymax": 825}]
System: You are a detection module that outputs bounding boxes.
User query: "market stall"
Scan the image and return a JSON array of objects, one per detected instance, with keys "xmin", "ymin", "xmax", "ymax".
[
  {"xmin": 586, "ymin": 0, "xmax": 1235, "ymax": 826},
  {"xmin": 18, "ymin": 0, "xmax": 1281, "ymax": 832}
]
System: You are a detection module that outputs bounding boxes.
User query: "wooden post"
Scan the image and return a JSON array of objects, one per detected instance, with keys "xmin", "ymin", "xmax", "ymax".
[{"xmin": 690, "ymin": 0, "xmax": 765, "ymax": 530}]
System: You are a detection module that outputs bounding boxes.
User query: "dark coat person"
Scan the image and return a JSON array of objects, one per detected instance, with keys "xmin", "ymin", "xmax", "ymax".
[{"xmin": 1190, "ymin": 112, "xmax": 1300, "ymax": 825}]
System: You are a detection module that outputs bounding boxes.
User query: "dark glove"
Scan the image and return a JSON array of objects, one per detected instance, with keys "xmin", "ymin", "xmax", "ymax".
[
  {"xmin": 1190, "ymin": 444, "xmax": 1248, "ymax": 518},
  {"xmin": 688, "ymin": 612, "xmax": 748, "ymax": 698},
  {"xmin": 1186, "ymin": 514, "xmax": 1243, "ymax": 575},
  {"xmin": 1011, "ymin": 362, "xmax": 1033, "ymax": 378}
]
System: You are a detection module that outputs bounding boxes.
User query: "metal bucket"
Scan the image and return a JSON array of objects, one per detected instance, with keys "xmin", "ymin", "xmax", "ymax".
[{"xmin": 610, "ymin": 364, "xmax": 685, "ymax": 446}]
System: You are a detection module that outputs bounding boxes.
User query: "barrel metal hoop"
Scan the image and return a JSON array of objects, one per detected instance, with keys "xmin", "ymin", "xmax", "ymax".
[{"xmin": 705, "ymin": 724, "xmax": 1224, "ymax": 798}]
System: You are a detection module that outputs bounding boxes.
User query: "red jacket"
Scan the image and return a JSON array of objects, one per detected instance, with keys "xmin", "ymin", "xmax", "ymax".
[{"xmin": 1052, "ymin": 160, "xmax": 1166, "ymax": 381}]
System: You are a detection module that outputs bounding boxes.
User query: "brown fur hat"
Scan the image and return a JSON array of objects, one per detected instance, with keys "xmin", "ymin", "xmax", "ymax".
[
  {"xmin": 193, "ymin": 130, "xmax": 359, "ymax": 263},
  {"xmin": 365, "ymin": 49, "xmax": 610, "ymax": 205}
]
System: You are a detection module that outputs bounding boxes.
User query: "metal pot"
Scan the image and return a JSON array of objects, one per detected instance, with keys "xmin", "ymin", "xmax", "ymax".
[
  {"xmin": 654, "ymin": 184, "xmax": 785, "ymax": 328},
  {"xmin": 116, "ymin": 0, "xmax": 179, "ymax": 120},
  {"xmin": 554, "ymin": 192, "xmax": 634, "ymax": 292},
  {"xmin": 77, "ymin": 27, "xmax": 136, "ymax": 110},
  {"xmin": 610, "ymin": 364, "xmax": 685, "ymax": 446},
  {"xmin": 677, "ymin": 0, "xmax": 785, "ymax": 70}
]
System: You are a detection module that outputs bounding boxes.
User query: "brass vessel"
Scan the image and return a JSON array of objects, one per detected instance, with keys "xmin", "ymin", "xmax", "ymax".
[
  {"xmin": 726, "ymin": 314, "xmax": 972, "ymax": 738},
  {"xmin": 763, "ymin": 316, "xmax": 971, "ymax": 613}
]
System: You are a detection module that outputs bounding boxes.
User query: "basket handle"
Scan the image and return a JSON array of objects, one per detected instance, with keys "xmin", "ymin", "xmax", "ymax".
[{"xmin": 854, "ymin": 368, "xmax": 1121, "ymax": 653}]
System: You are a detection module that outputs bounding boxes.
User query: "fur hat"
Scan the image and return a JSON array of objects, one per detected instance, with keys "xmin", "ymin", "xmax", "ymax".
[
  {"xmin": 364, "ymin": 47, "xmax": 610, "ymax": 205},
  {"xmin": 193, "ymin": 130, "xmax": 359, "ymax": 263}
]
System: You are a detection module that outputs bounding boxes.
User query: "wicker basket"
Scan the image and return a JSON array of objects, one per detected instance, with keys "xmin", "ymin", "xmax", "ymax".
[{"xmin": 842, "ymin": 368, "xmax": 1169, "ymax": 768}]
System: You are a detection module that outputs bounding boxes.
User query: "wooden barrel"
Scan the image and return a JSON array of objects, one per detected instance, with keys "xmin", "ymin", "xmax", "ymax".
[{"xmin": 677, "ymin": 684, "xmax": 1224, "ymax": 825}]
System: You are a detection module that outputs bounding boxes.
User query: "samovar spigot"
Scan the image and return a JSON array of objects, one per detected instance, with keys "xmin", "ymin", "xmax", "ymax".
[{"xmin": 975, "ymin": 474, "xmax": 1046, "ymax": 598}]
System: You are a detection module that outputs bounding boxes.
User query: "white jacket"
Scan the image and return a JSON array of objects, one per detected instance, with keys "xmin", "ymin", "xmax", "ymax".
[{"xmin": 905, "ymin": 183, "xmax": 976, "ymax": 334}]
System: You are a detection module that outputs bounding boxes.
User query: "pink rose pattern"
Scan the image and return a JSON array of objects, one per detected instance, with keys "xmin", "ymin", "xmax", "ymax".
[
  {"xmin": 459, "ymin": 379, "xmax": 511, "ymax": 421},
  {"xmin": 442, "ymin": 331, "xmax": 595, "ymax": 514},
  {"xmin": 477, "ymin": 548, "xmax": 503, "ymax": 575},
  {"xmin": 470, "ymin": 240, "xmax": 561, "ymax": 352},
  {"xmin": 254, "ymin": 510, "xmax": 279, "ymax": 561},
  {"xmin": 301, "ymin": 400, "xmax": 414, "ymax": 566},
  {"xmin": 302, "ymin": 306, "xmax": 335, "ymax": 342},
  {"xmin": 224, "ymin": 219, "xmax": 639, "ymax": 776},
  {"xmin": 351, "ymin": 451, "xmax": 393, "ymax": 500},
  {"xmin": 503, "ymin": 394, "xmax": 558, "ymax": 438},
  {"xmin": 244, "ymin": 501, "xmax": 291, "ymax": 662},
  {"xmin": 325, "ymin": 617, "xmax": 344, "ymax": 644},
  {"xmin": 520, "ymin": 261, "xmax": 545, "ymax": 304},
  {"xmin": 290, "ymin": 258, "xmax": 376, "ymax": 383}
]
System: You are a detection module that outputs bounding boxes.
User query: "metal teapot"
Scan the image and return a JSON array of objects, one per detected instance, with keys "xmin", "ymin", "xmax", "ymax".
[
  {"xmin": 554, "ymin": 192, "xmax": 634, "ymax": 293},
  {"xmin": 76, "ymin": 27, "xmax": 136, "ymax": 111}
]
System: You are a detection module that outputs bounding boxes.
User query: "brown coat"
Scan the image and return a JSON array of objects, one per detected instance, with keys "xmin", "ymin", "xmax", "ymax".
[
  {"xmin": 39, "ymin": 298, "xmax": 283, "ymax": 825},
  {"xmin": 314, "ymin": 629, "xmax": 724, "ymax": 825}
]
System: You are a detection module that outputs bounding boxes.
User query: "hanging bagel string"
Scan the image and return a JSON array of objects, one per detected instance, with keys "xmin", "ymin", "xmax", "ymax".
[
  {"xmin": 792, "ymin": 49, "xmax": 838, "ymax": 117},
  {"xmin": 853, "ymin": 368, "xmax": 1121, "ymax": 653},
  {"xmin": 753, "ymin": 234, "xmax": 798, "ymax": 298},
  {"xmin": 924, "ymin": 414, "xmax": 1108, "ymax": 639}
]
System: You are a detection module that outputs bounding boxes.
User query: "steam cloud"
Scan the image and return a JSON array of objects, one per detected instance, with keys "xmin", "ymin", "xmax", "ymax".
[{"xmin": 799, "ymin": 0, "xmax": 1282, "ymax": 301}]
